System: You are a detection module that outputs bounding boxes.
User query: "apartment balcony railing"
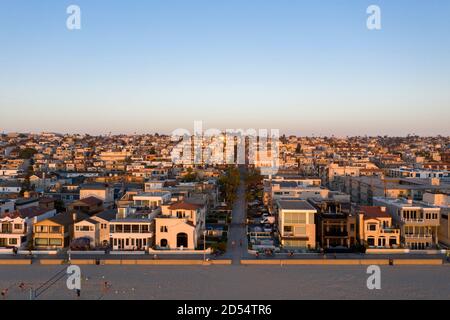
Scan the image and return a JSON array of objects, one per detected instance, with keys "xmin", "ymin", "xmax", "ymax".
[
  {"xmin": 400, "ymin": 218, "xmax": 439, "ymax": 226},
  {"xmin": 324, "ymin": 230, "xmax": 348, "ymax": 237},
  {"xmin": 282, "ymin": 232, "xmax": 308, "ymax": 239},
  {"xmin": 404, "ymin": 234, "xmax": 433, "ymax": 240},
  {"xmin": 0, "ymin": 230, "xmax": 25, "ymax": 234},
  {"xmin": 380, "ymin": 228, "xmax": 399, "ymax": 234}
]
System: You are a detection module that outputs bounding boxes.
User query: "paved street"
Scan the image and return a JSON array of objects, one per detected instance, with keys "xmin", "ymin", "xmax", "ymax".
[{"xmin": 225, "ymin": 167, "xmax": 249, "ymax": 264}]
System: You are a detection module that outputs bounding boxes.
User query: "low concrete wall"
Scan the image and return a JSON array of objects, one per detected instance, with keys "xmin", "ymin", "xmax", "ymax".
[
  {"xmin": 393, "ymin": 259, "xmax": 443, "ymax": 265},
  {"xmin": 103, "ymin": 259, "xmax": 232, "ymax": 265},
  {"xmin": 366, "ymin": 249, "xmax": 409, "ymax": 254},
  {"xmin": 148, "ymin": 248, "xmax": 213, "ymax": 255},
  {"xmin": 242, "ymin": 259, "xmax": 390, "ymax": 265},
  {"xmin": 69, "ymin": 251, "xmax": 105, "ymax": 255},
  {"xmin": 18, "ymin": 250, "xmax": 58, "ymax": 255},
  {"xmin": 240, "ymin": 259, "xmax": 447, "ymax": 265},
  {"xmin": 0, "ymin": 259, "xmax": 32, "ymax": 265},
  {"xmin": 38, "ymin": 259, "xmax": 65, "ymax": 265}
]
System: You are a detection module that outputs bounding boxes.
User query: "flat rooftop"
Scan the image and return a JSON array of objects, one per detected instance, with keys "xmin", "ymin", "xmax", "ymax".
[{"xmin": 277, "ymin": 200, "xmax": 316, "ymax": 211}]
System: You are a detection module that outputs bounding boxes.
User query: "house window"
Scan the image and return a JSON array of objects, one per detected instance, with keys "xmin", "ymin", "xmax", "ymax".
[
  {"xmin": 14, "ymin": 224, "xmax": 22, "ymax": 230},
  {"xmin": 35, "ymin": 238, "xmax": 49, "ymax": 246},
  {"xmin": 350, "ymin": 224, "xmax": 355, "ymax": 231},
  {"xmin": 142, "ymin": 225, "xmax": 149, "ymax": 233},
  {"xmin": 160, "ymin": 226, "xmax": 168, "ymax": 233},
  {"xmin": 35, "ymin": 226, "xmax": 48, "ymax": 233},
  {"xmin": 132, "ymin": 225, "xmax": 140, "ymax": 233},
  {"xmin": 368, "ymin": 224, "xmax": 377, "ymax": 231},
  {"xmin": 176, "ymin": 211, "xmax": 186, "ymax": 218},
  {"xmin": 50, "ymin": 226, "xmax": 61, "ymax": 233},
  {"xmin": 49, "ymin": 239, "xmax": 62, "ymax": 246},
  {"xmin": 9, "ymin": 238, "xmax": 17, "ymax": 245}
]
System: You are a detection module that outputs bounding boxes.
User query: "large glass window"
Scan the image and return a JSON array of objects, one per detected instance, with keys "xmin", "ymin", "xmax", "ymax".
[
  {"xmin": 35, "ymin": 238, "xmax": 49, "ymax": 245},
  {"xmin": 49, "ymin": 238, "xmax": 62, "ymax": 246},
  {"xmin": 50, "ymin": 226, "xmax": 61, "ymax": 233},
  {"xmin": 284, "ymin": 212, "xmax": 306, "ymax": 224},
  {"xmin": 35, "ymin": 226, "xmax": 48, "ymax": 233}
]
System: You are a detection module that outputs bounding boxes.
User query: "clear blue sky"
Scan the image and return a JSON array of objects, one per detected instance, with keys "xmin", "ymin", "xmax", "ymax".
[{"xmin": 0, "ymin": 0, "xmax": 449, "ymax": 136}]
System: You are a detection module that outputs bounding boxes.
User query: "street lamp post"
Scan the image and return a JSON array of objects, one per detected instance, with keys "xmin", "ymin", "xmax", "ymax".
[{"xmin": 203, "ymin": 230, "xmax": 207, "ymax": 262}]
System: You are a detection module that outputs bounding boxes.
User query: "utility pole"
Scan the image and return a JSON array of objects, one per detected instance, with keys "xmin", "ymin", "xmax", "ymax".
[{"xmin": 203, "ymin": 230, "xmax": 206, "ymax": 262}]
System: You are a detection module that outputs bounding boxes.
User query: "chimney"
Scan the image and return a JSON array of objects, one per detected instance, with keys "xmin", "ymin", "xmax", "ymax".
[
  {"xmin": 72, "ymin": 212, "xmax": 77, "ymax": 222},
  {"xmin": 380, "ymin": 206, "xmax": 386, "ymax": 212}
]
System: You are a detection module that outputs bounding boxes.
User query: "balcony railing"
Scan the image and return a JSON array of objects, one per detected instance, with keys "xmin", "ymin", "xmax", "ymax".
[
  {"xmin": 401, "ymin": 218, "xmax": 439, "ymax": 225},
  {"xmin": 404, "ymin": 234, "xmax": 433, "ymax": 239},
  {"xmin": 380, "ymin": 228, "xmax": 399, "ymax": 234},
  {"xmin": 324, "ymin": 230, "xmax": 348, "ymax": 237}
]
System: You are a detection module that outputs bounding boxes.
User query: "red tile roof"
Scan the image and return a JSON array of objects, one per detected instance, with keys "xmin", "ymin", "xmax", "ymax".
[
  {"xmin": 168, "ymin": 201, "xmax": 202, "ymax": 211},
  {"xmin": 79, "ymin": 196, "xmax": 103, "ymax": 206},
  {"xmin": 18, "ymin": 207, "xmax": 52, "ymax": 219},
  {"xmin": 359, "ymin": 206, "xmax": 390, "ymax": 218}
]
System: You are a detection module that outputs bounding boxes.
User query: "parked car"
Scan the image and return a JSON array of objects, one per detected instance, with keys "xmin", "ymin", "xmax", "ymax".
[{"xmin": 70, "ymin": 237, "xmax": 91, "ymax": 251}]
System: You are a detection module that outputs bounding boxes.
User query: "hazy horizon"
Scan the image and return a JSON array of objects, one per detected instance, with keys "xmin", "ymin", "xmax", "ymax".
[{"xmin": 1, "ymin": 1, "xmax": 449, "ymax": 136}]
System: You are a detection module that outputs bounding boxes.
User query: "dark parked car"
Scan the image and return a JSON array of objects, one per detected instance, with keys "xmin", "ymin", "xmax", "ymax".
[{"xmin": 70, "ymin": 237, "xmax": 91, "ymax": 251}]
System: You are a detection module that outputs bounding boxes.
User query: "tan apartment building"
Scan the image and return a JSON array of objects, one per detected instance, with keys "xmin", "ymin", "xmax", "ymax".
[
  {"xmin": 276, "ymin": 200, "xmax": 317, "ymax": 249},
  {"xmin": 423, "ymin": 191, "xmax": 450, "ymax": 247},
  {"xmin": 155, "ymin": 201, "xmax": 206, "ymax": 250},
  {"xmin": 357, "ymin": 206, "xmax": 400, "ymax": 248},
  {"xmin": 0, "ymin": 213, "xmax": 26, "ymax": 248},
  {"xmin": 73, "ymin": 209, "xmax": 116, "ymax": 248},
  {"xmin": 33, "ymin": 212, "xmax": 88, "ymax": 249},
  {"xmin": 109, "ymin": 218, "xmax": 154, "ymax": 250},
  {"xmin": 373, "ymin": 197, "xmax": 440, "ymax": 249}
]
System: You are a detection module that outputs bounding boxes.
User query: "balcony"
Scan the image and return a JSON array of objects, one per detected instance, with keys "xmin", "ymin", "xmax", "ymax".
[
  {"xmin": 400, "ymin": 218, "xmax": 439, "ymax": 226},
  {"xmin": 404, "ymin": 234, "xmax": 433, "ymax": 240},
  {"xmin": 281, "ymin": 232, "xmax": 308, "ymax": 240},
  {"xmin": 324, "ymin": 230, "xmax": 348, "ymax": 237},
  {"xmin": 380, "ymin": 228, "xmax": 399, "ymax": 234}
]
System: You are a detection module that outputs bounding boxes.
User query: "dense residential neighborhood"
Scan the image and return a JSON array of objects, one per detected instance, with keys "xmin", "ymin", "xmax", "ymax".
[{"xmin": 0, "ymin": 132, "xmax": 449, "ymax": 256}]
